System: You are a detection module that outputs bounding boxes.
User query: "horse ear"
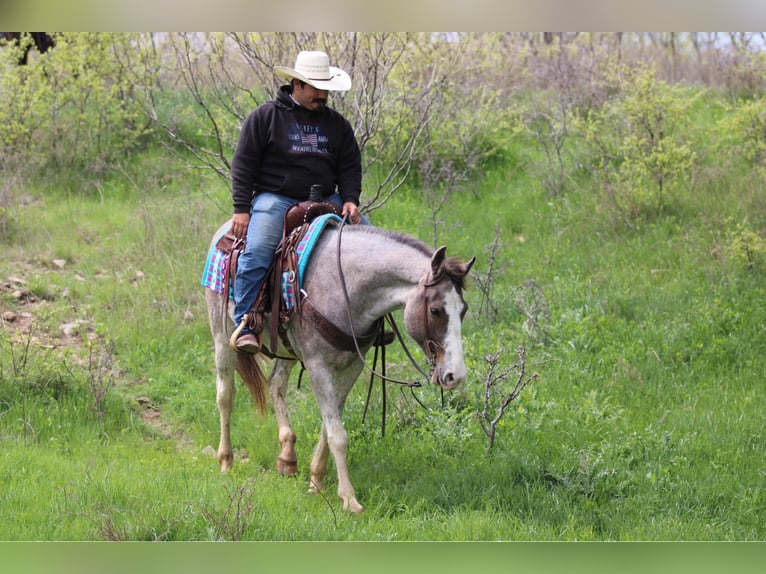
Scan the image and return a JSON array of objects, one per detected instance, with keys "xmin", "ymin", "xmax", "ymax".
[
  {"xmin": 464, "ymin": 256, "xmax": 476, "ymax": 275},
  {"xmin": 431, "ymin": 246, "xmax": 447, "ymax": 275}
]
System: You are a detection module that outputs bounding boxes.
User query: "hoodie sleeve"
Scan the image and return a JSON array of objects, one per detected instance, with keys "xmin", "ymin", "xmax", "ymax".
[
  {"xmin": 230, "ymin": 111, "xmax": 262, "ymax": 214},
  {"xmin": 335, "ymin": 116, "xmax": 363, "ymax": 206}
]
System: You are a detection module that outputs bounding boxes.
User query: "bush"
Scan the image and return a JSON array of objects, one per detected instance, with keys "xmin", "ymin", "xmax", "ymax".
[
  {"xmin": 0, "ymin": 33, "xmax": 154, "ymax": 185},
  {"xmin": 575, "ymin": 64, "xmax": 697, "ymax": 225},
  {"xmin": 726, "ymin": 220, "xmax": 766, "ymax": 272},
  {"xmin": 716, "ymin": 96, "xmax": 766, "ymax": 174}
]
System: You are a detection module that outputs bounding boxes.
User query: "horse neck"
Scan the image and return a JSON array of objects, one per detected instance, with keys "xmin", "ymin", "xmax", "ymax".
[
  {"xmin": 347, "ymin": 228, "xmax": 428, "ymax": 289},
  {"xmin": 331, "ymin": 226, "xmax": 431, "ymax": 320}
]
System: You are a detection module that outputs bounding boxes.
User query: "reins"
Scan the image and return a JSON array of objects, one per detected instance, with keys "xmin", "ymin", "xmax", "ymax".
[
  {"xmin": 335, "ymin": 215, "xmax": 433, "ymax": 388},
  {"xmin": 334, "ymin": 216, "xmax": 444, "ymax": 436}
]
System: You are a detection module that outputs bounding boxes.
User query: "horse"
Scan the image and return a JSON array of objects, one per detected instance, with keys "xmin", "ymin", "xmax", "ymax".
[
  {"xmin": 1, "ymin": 32, "xmax": 55, "ymax": 65},
  {"xmin": 204, "ymin": 219, "xmax": 475, "ymax": 513}
]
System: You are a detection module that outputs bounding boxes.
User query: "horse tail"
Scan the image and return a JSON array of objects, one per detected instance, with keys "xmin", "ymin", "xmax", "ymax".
[{"xmin": 235, "ymin": 352, "xmax": 268, "ymax": 416}]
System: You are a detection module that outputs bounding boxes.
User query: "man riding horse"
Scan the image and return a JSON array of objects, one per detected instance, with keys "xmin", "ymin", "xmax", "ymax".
[
  {"xmin": 204, "ymin": 49, "xmax": 476, "ymax": 513},
  {"xmin": 228, "ymin": 50, "xmax": 365, "ymax": 355}
]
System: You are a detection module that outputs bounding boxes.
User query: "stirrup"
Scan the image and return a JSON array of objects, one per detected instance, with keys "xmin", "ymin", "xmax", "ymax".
[{"xmin": 229, "ymin": 317, "xmax": 248, "ymax": 350}]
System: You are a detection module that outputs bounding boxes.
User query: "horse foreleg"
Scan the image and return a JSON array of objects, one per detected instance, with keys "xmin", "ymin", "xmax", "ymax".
[
  {"xmin": 308, "ymin": 422, "xmax": 329, "ymax": 494},
  {"xmin": 305, "ymin": 362, "xmax": 365, "ymax": 513},
  {"xmin": 310, "ymin": 415, "xmax": 363, "ymax": 513},
  {"xmin": 326, "ymin": 416, "xmax": 364, "ymax": 513},
  {"xmin": 269, "ymin": 359, "xmax": 298, "ymax": 476}
]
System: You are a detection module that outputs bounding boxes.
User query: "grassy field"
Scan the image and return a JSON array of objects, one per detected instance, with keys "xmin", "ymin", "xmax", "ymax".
[{"xmin": 1, "ymin": 85, "xmax": 765, "ymax": 541}]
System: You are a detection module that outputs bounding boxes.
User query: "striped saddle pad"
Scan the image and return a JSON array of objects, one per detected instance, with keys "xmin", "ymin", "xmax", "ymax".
[{"xmin": 201, "ymin": 213, "xmax": 342, "ymax": 310}]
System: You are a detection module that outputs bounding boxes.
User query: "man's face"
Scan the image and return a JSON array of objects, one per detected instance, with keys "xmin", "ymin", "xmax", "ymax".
[{"xmin": 292, "ymin": 81, "xmax": 329, "ymax": 111}]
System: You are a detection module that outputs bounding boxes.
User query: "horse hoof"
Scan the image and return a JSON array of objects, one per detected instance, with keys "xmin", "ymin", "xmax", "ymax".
[
  {"xmin": 276, "ymin": 456, "xmax": 298, "ymax": 476},
  {"xmin": 307, "ymin": 481, "xmax": 324, "ymax": 495},
  {"xmin": 218, "ymin": 452, "xmax": 234, "ymax": 472},
  {"xmin": 343, "ymin": 497, "xmax": 365, "ymax": 514}
]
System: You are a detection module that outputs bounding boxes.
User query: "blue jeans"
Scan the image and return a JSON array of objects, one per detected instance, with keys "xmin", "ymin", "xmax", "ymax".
[{"xmin": 233, "ymin": 192, "xmax": 367, "ymax": 329}]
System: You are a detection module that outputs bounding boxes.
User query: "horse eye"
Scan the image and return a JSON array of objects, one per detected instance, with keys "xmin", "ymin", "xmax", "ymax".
[{"xmin": 430, "ymin": 306, "xmax": 442, "ymax": 318}]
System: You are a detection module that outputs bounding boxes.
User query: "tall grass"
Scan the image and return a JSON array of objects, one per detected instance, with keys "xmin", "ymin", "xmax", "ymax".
[{"xmin": 1, "ymin": 87, "xmax": 764, "ymax": 540}]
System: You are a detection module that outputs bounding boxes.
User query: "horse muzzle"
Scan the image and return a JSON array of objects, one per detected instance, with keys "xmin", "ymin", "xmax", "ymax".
[{"xmin": 432, "ymin": 368, "xmax": 462, "ymax": 391}]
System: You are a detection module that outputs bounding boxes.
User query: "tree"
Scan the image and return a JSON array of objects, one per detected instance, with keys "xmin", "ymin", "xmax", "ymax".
[
  {"xmin": 576, "ymin": 64, "xmax": 696, "ymax": 224},
  {"xmin": 132, "ymin": 32, "xmax": 501, "ymax": 214}
]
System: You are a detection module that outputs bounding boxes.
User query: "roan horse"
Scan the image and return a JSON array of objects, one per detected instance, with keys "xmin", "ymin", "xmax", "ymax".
[{"xmin": 205, "ymin": 220, "xmax": 475, "ymax": 513}]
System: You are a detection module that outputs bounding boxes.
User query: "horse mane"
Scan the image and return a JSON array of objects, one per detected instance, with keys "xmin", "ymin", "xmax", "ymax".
[
  {"xmin": 442, "ymin": 257, "xmax": 470, "ymax": 292},
  {"xmin": 350, "ymin": 224, "xmax": 433, "ymax": 257},
  {"xmin": 349, "ymin": 224, "xmax": 471, "ymax": 291}
]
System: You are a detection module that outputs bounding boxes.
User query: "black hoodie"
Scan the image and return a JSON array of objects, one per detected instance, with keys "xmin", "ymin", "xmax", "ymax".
[{"xmin": 231, "ymin": 85, "xmax": 362, "ymax": 214}]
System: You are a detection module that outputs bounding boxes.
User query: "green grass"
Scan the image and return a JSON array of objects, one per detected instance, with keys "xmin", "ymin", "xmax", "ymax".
[{"xmin": 2, "ymin": 89, "xmax": 766, "ymax": 541}]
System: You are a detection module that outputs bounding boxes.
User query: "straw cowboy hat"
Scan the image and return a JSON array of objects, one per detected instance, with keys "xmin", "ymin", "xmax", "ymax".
[{"xmin": 274, "ymin": 50, "xmax": 352, "ymax": 91}]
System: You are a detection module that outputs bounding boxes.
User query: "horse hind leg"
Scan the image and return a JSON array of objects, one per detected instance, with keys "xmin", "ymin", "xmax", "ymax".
[
  {"xmin": 214, "ymin": 336, "xmax": 236, "ymax": 471},
  {"xmin": 207, "ymin": 288, "xmax": 236, "ymax": 471},
  {"xmin": 269, "ymin": 359, "xmax": 299, "ymax": 476}
]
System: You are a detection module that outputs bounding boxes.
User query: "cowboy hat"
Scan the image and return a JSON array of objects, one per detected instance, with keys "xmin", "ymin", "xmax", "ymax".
[{"xmin": 274, "ymin": 50, "xmax": 351, "ymax": 91}]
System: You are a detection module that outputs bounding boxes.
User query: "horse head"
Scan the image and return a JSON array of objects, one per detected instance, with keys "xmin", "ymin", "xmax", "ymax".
[{"xmin": 404, "ymin": 246, "xmax": 476, "ymax": 390}]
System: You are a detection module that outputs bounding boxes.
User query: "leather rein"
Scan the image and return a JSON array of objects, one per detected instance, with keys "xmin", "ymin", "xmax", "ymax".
[{"xmin": 334, "ymin": 215, "xmax": 442, "ymax": 389}]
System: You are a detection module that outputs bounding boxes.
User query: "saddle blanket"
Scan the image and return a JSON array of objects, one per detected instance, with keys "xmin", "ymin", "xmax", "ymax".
[{"xmin": 200, "ymin": 213, "xmax": 342, "ymax": 310}]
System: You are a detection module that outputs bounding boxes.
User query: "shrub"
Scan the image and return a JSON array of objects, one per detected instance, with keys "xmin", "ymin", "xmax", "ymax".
[
  {"xmin": 726, "ymin": 220, "xmax": 766, "ymax": 272},
  {"xmin": 0, "ymin": 33, "xmax": 153, "ymax": 184},
  {"xmin": 575, "ymin": 64, "xmax": 697, "ymax": 225},
  {"xmin": 716, "ymin": 96, "xmax": 766, "ymax": 174}
]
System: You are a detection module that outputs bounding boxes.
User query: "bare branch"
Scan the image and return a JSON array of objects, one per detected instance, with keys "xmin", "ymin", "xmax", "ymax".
[{"xmin": 479, "ymin": 345, "xmax": 538, "ymax": 449}]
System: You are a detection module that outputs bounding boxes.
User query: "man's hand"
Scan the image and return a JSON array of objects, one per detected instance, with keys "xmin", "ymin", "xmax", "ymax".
[
  {"xmin": 231, "ymin": 212, "xmax": 250, "ymax": 239},
  {"xmin": 342, "ymin": 202, "xmax": 361, "ymax": 224}
]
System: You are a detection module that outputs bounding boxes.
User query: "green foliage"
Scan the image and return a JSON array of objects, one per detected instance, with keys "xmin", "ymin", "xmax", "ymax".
[
  {"xmin": 725, "ymin": 219, "xmax": 766, "ymax": 272},
  {"xmin": 0, "ymin": 336, "xmax": 131, "ymax": 445},
  {"xmin": 718, "ymin": 48, "xmax": 766, "ymax": 101},
  {"xmin": 511, "ymin": 89, "xmax": 577, "ymax": 197},
  {"xmin": 576, "ymin": 65, "xmax": 696, "ymax": 224},
  {"xmin": 0, "ymin": 33, "xmax": 152, "ymax": 183},
  {"xmin": 2, "ymin": 36, "xmax": 766, "ymax": 541},
  {"xmin": 716, "ymin": 96, "xmax": 766, "ymax": 172}
]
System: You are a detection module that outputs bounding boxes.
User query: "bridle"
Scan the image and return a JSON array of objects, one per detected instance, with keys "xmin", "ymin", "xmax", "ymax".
[
  {"xmin": 420, "ymin": 273, "xmax": 449, "ymax": 370},
  {"xmin": 333, "ymin": 216, "xmax": 469, "ymax": 436},
  {"xmin": 336, "ymin": 216, "xmax": 441, "ymax": 388}
]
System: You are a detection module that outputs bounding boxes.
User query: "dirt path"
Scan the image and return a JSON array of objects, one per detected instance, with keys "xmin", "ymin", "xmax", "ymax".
[{"xmin": 1, "ymin": 271, "xmax": 198, "ymax": 453}]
